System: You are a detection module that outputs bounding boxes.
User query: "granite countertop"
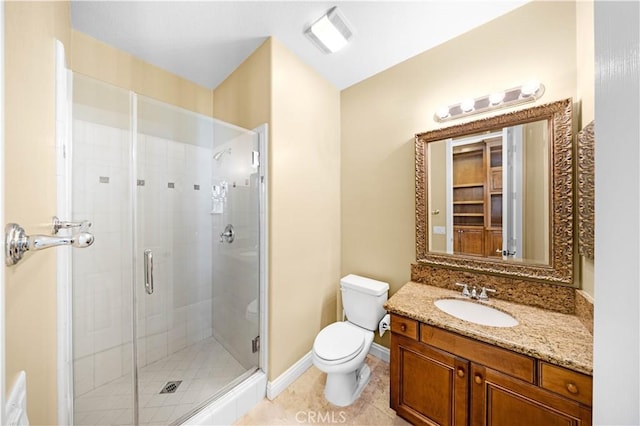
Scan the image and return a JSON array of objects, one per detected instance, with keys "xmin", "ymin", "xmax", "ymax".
[{"xmin": 384, "ymin": 281, "xmax": 593, "ymax": 375}]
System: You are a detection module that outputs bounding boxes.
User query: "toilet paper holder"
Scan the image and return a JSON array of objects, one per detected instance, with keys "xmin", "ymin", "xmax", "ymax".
[{"xmin": 379, "ymin": 313, "xmax": 391, "ymax": 337}]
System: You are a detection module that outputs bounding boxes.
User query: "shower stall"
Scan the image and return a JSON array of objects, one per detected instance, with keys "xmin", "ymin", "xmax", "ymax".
[{"xmin": 62, "ymin": 73, "xmax": 267, "ymax": 425}]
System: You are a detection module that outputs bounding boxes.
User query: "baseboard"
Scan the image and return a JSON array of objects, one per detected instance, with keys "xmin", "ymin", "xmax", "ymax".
[
  {"xmin": 266, "ymin": 351, "xmax": 313, "ymax": 400},
  {"xmin": 266, "ymin": 343, "xmax": 389, "ymax": 401},
  {"xmin": 369, "ymin": 342, "xmax": 390, "ymax": 363}
]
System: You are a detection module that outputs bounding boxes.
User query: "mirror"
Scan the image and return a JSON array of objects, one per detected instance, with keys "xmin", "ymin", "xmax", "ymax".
[{"xmin": 416, "ymin": 99, "xmax": 574, "ymax": 284}]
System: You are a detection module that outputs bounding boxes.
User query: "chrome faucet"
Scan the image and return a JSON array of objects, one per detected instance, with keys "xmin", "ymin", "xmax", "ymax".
[
  {"xmin": 455, "ymin": 282, "xmax": 470, "ymax": 297},
  {"xmin": 454, "ymin": 283, "xmax": 496, "ymax": 300},
  {"xmin": 478, "ymin": 286, "xmax": 496, "ymax": 300}
]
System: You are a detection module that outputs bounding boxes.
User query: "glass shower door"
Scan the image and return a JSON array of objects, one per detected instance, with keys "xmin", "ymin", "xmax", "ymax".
[
  {"xmin": 211, "ymin": 122, "xmax": 261, "ymax": 372},
  {"xmin": 70, "ymin": 76, "xmax": 262, "ymax": 426},
  {"xmin": 134, "ymin": 96, "xmax": 260, "ymax": 425},
  {"xmin": 71, "ymin": 75, "xmax": 136, "ymax": 426}
]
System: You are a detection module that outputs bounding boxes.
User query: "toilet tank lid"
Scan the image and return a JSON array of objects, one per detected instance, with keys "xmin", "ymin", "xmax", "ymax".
[{"xmin": 340, "ymin": 274, "xmax": 389, "ymax": 296}]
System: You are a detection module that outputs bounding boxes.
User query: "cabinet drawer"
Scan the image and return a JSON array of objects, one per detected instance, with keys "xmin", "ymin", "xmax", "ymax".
[
  {"xmin": 539, "ymin": 362, "xmax": 592, "ymax": 406},
  {"xmin": 390, "ymin": 314, "xmax": 419, "ymax": 340},
  {"xmin": 421, "ymin": 324, "xmax": 535, "ymax": 383}
]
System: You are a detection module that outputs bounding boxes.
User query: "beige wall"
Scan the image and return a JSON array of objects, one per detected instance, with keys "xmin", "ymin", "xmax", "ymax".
[
  {"xmin": 341, "ymin": 0, "xmax": 578, "ymax": 347},
  {"xmin": 214, "ymin": 38, "xmax": 341, "ymax": 380},
  {"xmin": 213, "ymin": 39, "xmax": 271, "ymax": 130},
  {"xmin": 576, "ymin": 0, "xmax": 595, "ymax": 297},
  {"xmin": 269, "ymin": 39, "xmax": 341, "ymax": 380},
  {"xmin": 71, "ymin": 31, "xmax": 213, "ymax": 117},
  {"xmin": 4, "ymin": 2, "xmax": 70, "ymax": 424},
  {"xmin": 428, "ymin": 141, "xmax": 447, "ymax": 252}
]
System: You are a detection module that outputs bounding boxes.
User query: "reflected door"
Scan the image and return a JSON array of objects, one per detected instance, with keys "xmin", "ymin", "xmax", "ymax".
[{"xmin": 502, "ymin": 126, "xmax": 523, "ymax": 258}]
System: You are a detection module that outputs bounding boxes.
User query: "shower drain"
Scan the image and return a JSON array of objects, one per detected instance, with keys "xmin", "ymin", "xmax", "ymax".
[{"xmin": 160, "ymin": 381, "xmax": 182, "ymax": 394}]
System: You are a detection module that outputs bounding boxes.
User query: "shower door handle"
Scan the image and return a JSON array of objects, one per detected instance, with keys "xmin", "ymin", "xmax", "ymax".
[{"xmin": 144, "ymin": 249, "xmax": 154, "ymax": 295}]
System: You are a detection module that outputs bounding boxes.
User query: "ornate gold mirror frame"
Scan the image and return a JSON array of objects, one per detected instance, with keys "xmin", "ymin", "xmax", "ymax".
[
  {"xmin": 415, "ymin": 98, "xmax": 574, "ymax": 284},
  {"xmin": 578, "ymin": 121, "xmax": 595, "ymax": 260}
]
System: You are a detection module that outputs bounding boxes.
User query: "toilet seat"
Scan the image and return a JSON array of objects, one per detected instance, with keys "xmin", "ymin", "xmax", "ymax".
[{"xmin": 313, "ymin": 322, "xmax": 365, "ymax": 364}]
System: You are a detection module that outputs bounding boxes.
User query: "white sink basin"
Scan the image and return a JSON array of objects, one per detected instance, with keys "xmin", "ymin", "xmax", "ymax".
[{"xmin": 434, "ymin": 298, "xmax": 518, "ymax": 328}]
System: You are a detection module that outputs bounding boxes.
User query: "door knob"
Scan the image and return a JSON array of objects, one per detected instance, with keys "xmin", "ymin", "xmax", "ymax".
[{"xmin": 5, "ymin": 223, "xmax": 94, "ymax": 266}]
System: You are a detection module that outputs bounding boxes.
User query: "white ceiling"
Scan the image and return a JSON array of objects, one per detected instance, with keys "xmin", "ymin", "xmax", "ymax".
[{"xmin": 71, "ymin": 1, "xmax": 530, "ymax": 91}]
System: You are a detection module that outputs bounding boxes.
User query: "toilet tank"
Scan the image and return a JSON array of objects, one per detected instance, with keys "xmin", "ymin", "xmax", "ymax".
[{"xmin": 341, "ymin": 274, "xmax": 389, "ymax": 331}]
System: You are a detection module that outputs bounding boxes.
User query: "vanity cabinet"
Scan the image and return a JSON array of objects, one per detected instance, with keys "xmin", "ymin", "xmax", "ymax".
[{"xmin": 390, "ymin": 314, "xmax": 592, "ymax": 426}]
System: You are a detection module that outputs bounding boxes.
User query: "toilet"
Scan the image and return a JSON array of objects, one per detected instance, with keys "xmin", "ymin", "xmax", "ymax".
[{"xmin": 312, "ymin": 274, "xmax": 389, "ymax": 407}]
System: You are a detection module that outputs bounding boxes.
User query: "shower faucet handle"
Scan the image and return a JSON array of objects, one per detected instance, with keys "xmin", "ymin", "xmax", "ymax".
[{"xmin": 219, "ymin": 224, "xmax": 235, "ymax": 243}]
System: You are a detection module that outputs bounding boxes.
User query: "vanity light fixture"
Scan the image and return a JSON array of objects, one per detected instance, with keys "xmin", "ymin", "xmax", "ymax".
[
  {"xmin": 434, "ymin": 80, "xmax": 545, "ymax": 123},
  {"xmin": 305, "ymin": 7, "xmax": 353, "ymax": 54}
]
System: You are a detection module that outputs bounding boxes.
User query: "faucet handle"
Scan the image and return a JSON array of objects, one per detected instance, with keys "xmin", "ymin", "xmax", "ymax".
[
  {"xmin": 455, "ymin": 283, "xmax": 470, "ymax": 297},
  {"xmin": 479, "ymin": 287, "xmax": 496, "ymax": 300}
]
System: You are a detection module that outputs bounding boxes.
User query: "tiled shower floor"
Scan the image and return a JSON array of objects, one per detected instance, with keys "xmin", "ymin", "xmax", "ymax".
[{"xmin": 74, "ymin": 337, "xmax": 247, "ymax": 426}]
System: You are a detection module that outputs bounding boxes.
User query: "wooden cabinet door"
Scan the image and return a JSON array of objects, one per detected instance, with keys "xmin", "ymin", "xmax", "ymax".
[
  {"xmin": 470, "ymin": 364, "xmax": 591, "ymax": 426},
  {"xmin": 458, "ymin": 228, "xmax": 484, "ymax": 256},
  {"xmin": 485, "ymin": 230, "xmax": 503, "ymax": 257},
  {"xmin": 391, "ymin": 334, "xmax": 469, "ymax": 426}
]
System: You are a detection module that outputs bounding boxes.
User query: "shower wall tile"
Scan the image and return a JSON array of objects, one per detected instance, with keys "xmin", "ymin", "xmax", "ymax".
[
  {"xmin": 145, "ymin": 332, "xmax": 168, "ymax": 365},
  {"xmin": 121, "ymin": 343, "xmax": 133, "ymax": 376},
  {"xmin": 168, "ymin": 323, "xmax": 187, "ymax": 355},
  {"xmin": 74, "ymin": 356, "xmax": 95, "ymax": 396},
  {"xmin": 137, "ymin": 338, "xmax": 147, "ymax": 369},
  {"xmin": 95, "ymin": 346, "xmax": 123, "ymax": 388},
  {"xmin": 146, "ymin": 313, "xmax": 168, "ymax": 337}
]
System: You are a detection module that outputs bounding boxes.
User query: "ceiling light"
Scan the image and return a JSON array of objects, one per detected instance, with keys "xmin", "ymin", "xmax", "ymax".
[
  {"xmin": 305, "ymin": 7, "xmax": 353, "ymax": 54},
  {"xmin": 433, "ymin": 81, "xmax": 546, "ymax": 123}
]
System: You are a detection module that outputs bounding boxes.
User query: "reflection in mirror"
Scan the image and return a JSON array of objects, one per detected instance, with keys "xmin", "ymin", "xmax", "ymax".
[
  {"xmin": 427, "ymin": 120, "xmax": 549, "ymax": 265},
  {"xmin": 415, "ymin": 98, "xmax": 574, "ymax": 285}
]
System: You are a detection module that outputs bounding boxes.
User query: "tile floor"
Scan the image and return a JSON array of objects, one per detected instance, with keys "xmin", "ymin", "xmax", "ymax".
[
  {"xmin": 236, "ymin": 355, "xmax": 410, "ymax": 425},
  {"xmin": 74, "ymin": 337, "xmax": 248, "ymax": 426}
]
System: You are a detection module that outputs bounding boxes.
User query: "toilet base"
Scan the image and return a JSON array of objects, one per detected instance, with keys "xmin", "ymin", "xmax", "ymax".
[{"xmin": 324, "ymin": 363, "xmax": 371, "ymax": 407}]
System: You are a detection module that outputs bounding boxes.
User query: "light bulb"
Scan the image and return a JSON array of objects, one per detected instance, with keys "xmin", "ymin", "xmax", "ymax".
[
  {"xmin": 436, "ymin": 106, "xmax": 450, "ymax": 120},
  {"xmin": 461, "ymin": 99, "xmax": 475, "ymax": 112},
  {"xmin": 489, "ymin": 92, "xmax": 505, "ymax": 105},
  {"xmin": 520, "ymin": 80, "xmax": 541, "ymax": 97}
]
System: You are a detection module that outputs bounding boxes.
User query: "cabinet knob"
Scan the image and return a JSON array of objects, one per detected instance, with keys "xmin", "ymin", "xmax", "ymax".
[
  {"xmin": 566, "ymin": 383, "xmax": 579, "ymax": 394},
  {"xmin": 457, "ymin": 368, "xmax": 465, "ymax": 378},
  {"xmin": 474, "ymin": 374, "xmax": 483, "ymax": 385},
  {"xmin": 400, "ymin": 324, "xmax": 406, "ymax": 332}
]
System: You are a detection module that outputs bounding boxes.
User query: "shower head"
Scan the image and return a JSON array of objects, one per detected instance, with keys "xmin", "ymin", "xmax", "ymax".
[{"xmin": 213, "ymin": 148, "xmax": 232, "ymax": 161}]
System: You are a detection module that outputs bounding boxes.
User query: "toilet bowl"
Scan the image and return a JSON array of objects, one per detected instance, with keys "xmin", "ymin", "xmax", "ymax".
[
  {"xmin": 312, "ymin": 274, "xmax": 388, "ymax": 407},
  {"xmin": 312, "ymin": 322, "xmax": 374, "ymax": 406}
]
